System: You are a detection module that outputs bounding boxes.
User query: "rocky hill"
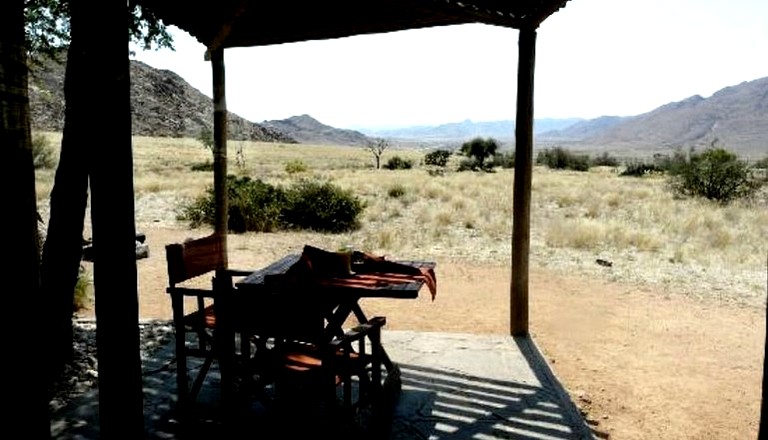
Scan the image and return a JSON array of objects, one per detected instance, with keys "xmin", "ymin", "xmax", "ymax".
[
  {"xmin": 540, "ymin": 76, "xmax": 768, "ymax": 156},
  {"xmin": 261, "ymin": 114, "xmax": 370, "ymax": 146},
  {"xmin": 28, "ymin": 55, "xmax": 296, "ymax": 143}
]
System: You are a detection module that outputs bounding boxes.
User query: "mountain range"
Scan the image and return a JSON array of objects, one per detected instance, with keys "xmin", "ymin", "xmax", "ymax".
[
  {"xmin": 539, "ymin": 77, "xmax": 768, "ymax": 156},
  {"xmin": 364, "ymin": 77, "xmax": 767, "ymax": 156},
  {"xmin": 27, "ymin": 55, "xmax": 767, "ymax": 156}
]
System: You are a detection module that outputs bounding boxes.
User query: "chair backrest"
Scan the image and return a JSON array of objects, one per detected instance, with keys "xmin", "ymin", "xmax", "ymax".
[{"xmin": 166, "ymin": 234, "xmax": 225, "ymax": 286}]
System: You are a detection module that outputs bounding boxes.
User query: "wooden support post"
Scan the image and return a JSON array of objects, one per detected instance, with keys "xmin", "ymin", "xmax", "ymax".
[
  {"xmin": 511, "ymin": 26, "xmax": 537, "ymax": 337},
  {"xmin": 211, "ymin": 48, "xmax": 229, "ymax": 268}
]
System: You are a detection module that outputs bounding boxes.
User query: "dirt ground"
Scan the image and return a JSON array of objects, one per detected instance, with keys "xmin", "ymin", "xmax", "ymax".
[{"xmin": 77, "ymin": 226, "xmax": 765, "ymax": 440}]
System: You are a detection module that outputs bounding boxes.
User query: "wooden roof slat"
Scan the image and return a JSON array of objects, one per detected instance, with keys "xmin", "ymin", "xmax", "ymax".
[{"xmin": 137, "ymin": 0, "xmax": 570, "ymax": 49}]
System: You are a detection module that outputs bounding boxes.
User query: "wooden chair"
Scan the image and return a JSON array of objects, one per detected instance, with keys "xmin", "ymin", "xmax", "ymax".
[
  {"xmin": 261, "ymin": 313, "xmax": 388, "ymax": 431},
  {"xmin": 165, "ymin": 234, "xmax": 253, "ymax": 409}
]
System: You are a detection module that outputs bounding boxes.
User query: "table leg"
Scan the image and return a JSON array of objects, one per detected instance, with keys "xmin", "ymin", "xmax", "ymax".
[{"xmin": 349, "ymin": 303, "xmax": 399, "ymax": 376}]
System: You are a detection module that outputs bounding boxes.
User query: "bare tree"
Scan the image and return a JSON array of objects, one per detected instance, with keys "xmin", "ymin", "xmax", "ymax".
[{"xmin": 364, "ymin": 137, "xmax": 390, "ymax": 169}]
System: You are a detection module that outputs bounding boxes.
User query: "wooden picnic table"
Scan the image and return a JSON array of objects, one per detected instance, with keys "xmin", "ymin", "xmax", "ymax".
[{"xmin": 232, "ymin": 252, "xmax": 437, "ymax": 394}]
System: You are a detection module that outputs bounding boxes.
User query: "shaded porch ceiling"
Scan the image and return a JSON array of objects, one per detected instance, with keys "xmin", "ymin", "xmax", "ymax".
[{"xmin": 138, "ymin": 0, "xmax": 571, "ymax": 49}]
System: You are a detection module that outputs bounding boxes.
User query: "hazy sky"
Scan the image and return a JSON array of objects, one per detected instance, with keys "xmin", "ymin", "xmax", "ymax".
[{"xmin": 131, "ymin": 0, "xmax": 768, "ymax": 130}]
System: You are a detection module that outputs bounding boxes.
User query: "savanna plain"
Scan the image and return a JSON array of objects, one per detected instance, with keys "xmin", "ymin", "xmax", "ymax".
[{"xmin": 35, "ymin": 133, "xmax": 768, "ymax": 439}]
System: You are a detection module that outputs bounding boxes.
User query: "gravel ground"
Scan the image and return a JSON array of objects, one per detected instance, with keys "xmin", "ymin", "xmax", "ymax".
[{"xmin": 48, "ymin": 319, "xmax": 174, "ymax": 414}]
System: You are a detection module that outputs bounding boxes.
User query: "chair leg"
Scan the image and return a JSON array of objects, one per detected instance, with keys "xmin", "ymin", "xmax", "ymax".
[
  {"xmin": 175, "ymin": 330, "xmax": 189, "ymax": 409},
  {"xmin": 188, "ymin": 354, "xmax": 214, "ymax": 402}
]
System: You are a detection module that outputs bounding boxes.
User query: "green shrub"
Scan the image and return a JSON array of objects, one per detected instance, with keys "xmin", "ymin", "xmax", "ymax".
[
  {"xmin": 620, "ymin": 160, "xmax": 662, "ymax": 177},
  {"xmin": 197, "ymin": 126, "xmax": 214, "ymax": 150},
  {"xmin": 383, "ymin": 156, "xmax": 413, "ymax": 170},
  {"xmin": 281, "ymin": 179, "xmax": 365, "ymax": 233},
  {"xmin": 457, "ymin": 158, "xmax": 480, "ymax": 172},
  {"xmin": 459, "ymin": 137, "xmax": 499, "ymax": 170},
  {"xmin": 227, "ymin": 176, "xmax": 287, "ymax": 233},
  {"xmin": 32, "ymin": 133, "xmax": 56, "ymax": 169},
  {"xmin": 592, "ymin": 152, "xmax": 619, "ymax": 167},
  {"xmin": 424, "ymin": 149, "xmax": 452, "ymax": 167},
  {"xmin": 285, "ymin": 159, "xmax": 308, "ymax": 174},
  {"xmin": 493, "ymin": 151, "xmax": 516, "ymax": 169},
  {"xmin": 668, "ymin": 147, "xmax": 763, "ymax": 203},
  {"xmin": 191, "ymin": 160, "xmax": 214, "ymax": 172},
  {"xmin": 753, "ymin": 155, "xmax": 768, "ymax": 169},
  {"xmin": 536, "ymin": 147, "xmax": 591, "ymax": 172},
  {"xmin": 652, "ymin": 149, "xmax": 689, "ymax": 175},
  {"xmin": 388, "ymin": 184, "xmax": 406, "ymax": 198},
  {"xmin": 179, "ymin": 176, "xmax": 365, "ymax": 233},
  {"xmin": 178, "ymin": 175, "xmax": 286, "ymax": 232}
]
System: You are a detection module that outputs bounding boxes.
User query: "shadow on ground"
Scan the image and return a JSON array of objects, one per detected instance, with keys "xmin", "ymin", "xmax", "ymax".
[{"xmin": 51, "ymin": 331, "xmax": 594, "ymax": 439}]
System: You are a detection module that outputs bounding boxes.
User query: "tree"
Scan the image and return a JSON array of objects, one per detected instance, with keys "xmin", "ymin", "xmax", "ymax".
[
  {"xmin": 2, "ymin": 0, "xmax": 51, "ymax": 436},
  {"xmin": 24, "ymin": 0, "xmax": 172, "ymax": 59},
  {"xmin": 25, "ymin": 0, "xmax": 173, "ymax": 385},
  {"xmin": 460, "ymin": 137, "xmax": 499, "ymax": 171},
  {"xmin": 424, "ymin": 149, "xmax": 452, "ymax": 168},
  {"xmin": 364, "ymin": 137, "xmax": 390, "ymax": 169},
  {"xmin": 668, "ymin": 145, "xmax": 763, "ymax": 203}
]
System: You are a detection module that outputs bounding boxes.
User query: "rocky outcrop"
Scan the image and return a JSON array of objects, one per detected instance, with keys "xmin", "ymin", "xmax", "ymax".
[{"xmin": 28, "ymin": 55, "xmax": 297, "ymax": 143}]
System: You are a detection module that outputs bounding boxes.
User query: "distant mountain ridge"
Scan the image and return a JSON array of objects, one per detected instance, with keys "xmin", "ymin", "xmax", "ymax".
[
  {"xmin": 262, "ymin": 114, "xmax": 370, "ymax": 146},
  {"xmin": 539, "ymin": 76, "xmax": 768, "ymax": 155},
  {"xmin": 359, "ymin": 77, "xmax": 767, "ymax": 156},
  {"xmin": 27, "ymin": 54, "xmax": 766, "ymax": 156},
  {"xmin": 363, "ymin": 118, "xmax": 583, "ymax": 141}
]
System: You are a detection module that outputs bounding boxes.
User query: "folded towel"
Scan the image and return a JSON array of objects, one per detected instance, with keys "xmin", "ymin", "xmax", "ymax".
[{"xmin": 280, "ymin": 246, "xmax": 438, "ymax": 301}]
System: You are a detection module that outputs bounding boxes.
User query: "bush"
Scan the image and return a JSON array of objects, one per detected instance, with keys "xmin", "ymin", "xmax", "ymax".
[
  {"xmin": 592, "ymin": 152, "xmax": 619, "ymax": 167},
  {"xmin": 493, "ymin": 151, "xmax": 516, "ymax": 169},
  {"xmin": 383, "ymin": 156, "xmax": 413, "ymax": 170},
  {"xmin": 197, "ymin": 126, "xmax": 214, "ymax": 150},
  {"xmin": 227, "ymin": 176, "xmax": 287, "ymax": 233},
  {"xmin": 459, "ymin": 137, "xmax": 499, "ymax": 170},
  {"xmin": 653, "ymin": 149, "xmax": 689, "ymax": 175},
  {"xmin": 457, "ymin": 158, "xmax": 480, "ymax": 172},
  {"xmin": 32, "ymin": 133, "xmax": 56, "ymax": 169},
  {"xmin": 388, "ymin": 184, "xmax": 406, "ymax": 198},
  {"xmin": 753, "ymin": 155, "xmax": 768, "ymax": 169},
  {"xmin": 281, "ymin": 179, "xmax": 365, "ymax": 233},
  {"xmin": 285, "ymin": 159, "xmax": 308, "ymax": 174},
  {"xmin": 179, "ymin": 176, "xmax": 366, "ymax": 234},
  {"xmin": 424, "ymin": 149, "xmax": 452, "ymax": 167},
  {"xmin": 178, "ymin": 175, "xmax": 286, "ymax": 233},
  {"xmin": 668, "ymin": 147, "xmax": 763, "ymax": 203},
  {"xmin": 536, "ymin": 147, "xmax": 591, "ymax": 171},
  {"xmin": 620, "ymin": 160, "xmax": 661, "ymax": 177}
]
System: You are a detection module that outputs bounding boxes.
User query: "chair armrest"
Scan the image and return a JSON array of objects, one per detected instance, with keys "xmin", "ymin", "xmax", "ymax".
[
  {"xmin": 166, "ymin": 286, "xmax": 219, "ymax": 298},
  {"xmin": 329, "ymin": 316, "xmax": 386, "ymax": 349},
  {"xmin": 223, "ymin": 268, "xmax": 255, "ymax": 277}
]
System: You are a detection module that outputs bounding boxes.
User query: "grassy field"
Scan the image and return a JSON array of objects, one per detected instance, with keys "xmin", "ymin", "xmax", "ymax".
[{"xmin": 34, "ymin": 132, "xmax": 768, "ymax": 308}]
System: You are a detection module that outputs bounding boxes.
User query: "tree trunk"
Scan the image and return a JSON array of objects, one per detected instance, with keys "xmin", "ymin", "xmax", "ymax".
[
  {"xmin": 1, "ymin": 0, "xmax": 52, "ymax": 436},
  {"xmin": 40, "ymin": 33, "xmax": 90, "ymax": 381},
  {"xmin": 69, "ymin": 0, "xmax": 144, "ymax": 436}
]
